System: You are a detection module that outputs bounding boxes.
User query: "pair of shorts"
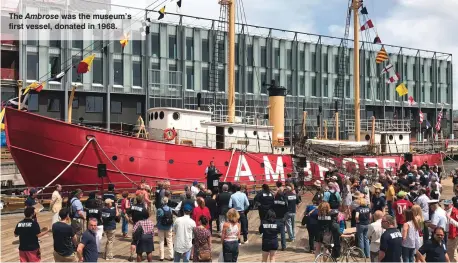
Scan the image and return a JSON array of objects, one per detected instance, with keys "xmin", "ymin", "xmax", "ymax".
[
  {"xmin": 136, "ymin": 234, "xmax": 154, "ymax": 255},
  {"xmin": 262, "ymin": 239, "xmax": 278, "ymax": 252},
  {"xmin": 19, "ymin": 249, "xmax": 41, "ymax": 262}
]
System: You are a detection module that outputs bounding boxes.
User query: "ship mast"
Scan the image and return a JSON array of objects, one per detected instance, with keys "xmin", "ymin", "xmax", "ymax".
[
  {"xmin": 219, "ymin": 0, "xmax": 236, "ymax": 123},
  {"xmin": 353, "ymin": 0, "xmax": 361, "ymax": 141}
]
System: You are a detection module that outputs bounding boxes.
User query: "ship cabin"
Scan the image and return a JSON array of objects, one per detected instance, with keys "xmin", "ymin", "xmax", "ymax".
[{"xmin": 146, "ymin": 107, "xmax": 288, "ymax": 154}]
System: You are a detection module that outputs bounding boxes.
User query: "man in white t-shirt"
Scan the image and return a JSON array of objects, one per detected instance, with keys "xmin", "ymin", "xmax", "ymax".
[{"xmin": 367, "ymin": 211, "xmax": 385, "ymax": 262}]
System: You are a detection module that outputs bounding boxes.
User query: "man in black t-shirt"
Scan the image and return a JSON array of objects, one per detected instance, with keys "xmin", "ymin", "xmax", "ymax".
[
  {"xmin": 52, "ymin": 208, "xmax": 78, "ymax": 262},
  {"xmin": 397, "ymin": 174, "xmax": 410, "ymax": 191},
  {"xmin": 416, "ymin": 227, "xmax": 450, "ymax": 262},
  {"xmin": 77, "ymin": 218, "xmax": 98, "ymax": 262},
  {"xmin": 102, "ymin": 184, "xmax": 117, "ymax": 202},
  {"xmin": 101, "ymin": 198, "xmax": 119, "ymax": 260},
  {"xmin": 379, "ymin": 215, "xmax": 402, "ymax": 262},
  {"xmin": 14, "ymin": 207, "xmax": 49, "ymax": 262}
]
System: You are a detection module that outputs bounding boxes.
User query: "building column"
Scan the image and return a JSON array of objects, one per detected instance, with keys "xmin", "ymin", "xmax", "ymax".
[{"xmin": 105, "ymin": 39, "xmax": 112, "ymax": 131}]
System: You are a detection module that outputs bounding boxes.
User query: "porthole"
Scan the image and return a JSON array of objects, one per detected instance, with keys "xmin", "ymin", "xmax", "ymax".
[
  {"xmin": 149, "ymin": 113, "xmax": 153, "ymax": 121},
  {"xmin": 112, "ymin": 155, "xmax": 118, "ymax": 161},
  {"xmin": 224, "ymin": 161, "xmax": 229, "ymax": 166},
  {"xmin": 228, "ymin": 127, "xmax": 234, "ymax": 134},
  {"xmin": 129, "ymin": 157, "xmax": 135, "ymax": 162},
  {"xmin": 154, "ymin": 112, "xmax": 158, "ymax": 120},
  {"xmin": 389, "ymin": 135, "xmax": 394, "ymax": 141},
  {"xmin": 260, "ymin": 163, "xmax": 265, "ymax": 168},
  {"xmin": 173, "ymin": 112, "xmax": 180, "ymax": 120},
  {"xmin": 283, "ymin": 163, "xmax": 287, "ymax": 168},
  {"xmin": 169, "ymin": 159, "xmax": 174, "ymax": 164},
  {"xmin": 253, "ymin": 131, "xmax": 258, "ymax": 136},
  {"xmin": 399, "ymin": 134, "xmax": 404, "ymax": 141},
  {"xmin": 365, "ymin": 134, "xmax": 371, "ymax": 141},
  {"xmin": 197, "ymin": 160, "xmax": 203, "ymax": 166},
  {"xmin": 159, "ymin": 111, "xmax": 165, "ymax": 120}
]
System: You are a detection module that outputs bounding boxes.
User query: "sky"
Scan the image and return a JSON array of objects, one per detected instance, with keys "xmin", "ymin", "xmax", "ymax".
[{"xmin": 126, "ymin": 0, "xmax": 454, "ymax": 108}]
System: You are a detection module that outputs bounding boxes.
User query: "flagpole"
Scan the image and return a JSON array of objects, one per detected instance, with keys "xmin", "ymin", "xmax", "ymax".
[{"xmin": 353, "ymin": 0, "xmax": 360, "ymax": 142}]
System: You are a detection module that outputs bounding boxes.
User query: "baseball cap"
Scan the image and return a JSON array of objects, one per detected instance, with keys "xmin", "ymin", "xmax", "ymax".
[
  {"xmin": 444, "ymin": 200, "xmax": 453, "ymax": 205},
  {"xmin": 183, "ymin": 203, "xmax": 193, "ymax": 212}
]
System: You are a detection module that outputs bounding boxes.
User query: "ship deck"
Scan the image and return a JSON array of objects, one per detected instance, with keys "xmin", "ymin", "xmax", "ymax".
[{"xmin": 1, "ymin": 178, "xmax": 454, "ymax": 262}]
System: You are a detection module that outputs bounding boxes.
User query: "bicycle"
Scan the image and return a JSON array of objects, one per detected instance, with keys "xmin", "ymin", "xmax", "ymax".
[{"xmin": 314, "ymin": 231, "xmax": 367, "ymax": 263}]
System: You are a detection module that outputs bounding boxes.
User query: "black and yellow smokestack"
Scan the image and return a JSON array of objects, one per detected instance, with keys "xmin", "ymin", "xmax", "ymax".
[{"xmin": 267, "ymin": 80, "xmax": 287, "ymax": 147}]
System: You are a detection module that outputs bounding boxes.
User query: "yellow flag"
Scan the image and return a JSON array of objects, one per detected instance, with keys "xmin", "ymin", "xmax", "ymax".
[
  {"xmin": 77, "ymin": 54, "xmax": 96, "ymax": 74},
  {"xmin": 158, "ymin": 6, "xmax": 166, "ymax": 20},
  {"xmin": 23, "ymin": 82, "xmax": 40, "ymax": 95},
  {"xmin": 0, "ymin": 108, "xmax": 5, "ymax": 130},
  {"xmin": 395, "ymin": 83, "xmax": 408, "ymax": 96}
]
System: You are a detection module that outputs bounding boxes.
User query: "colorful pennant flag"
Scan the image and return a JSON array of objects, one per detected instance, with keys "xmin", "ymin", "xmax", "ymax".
[
  {"xmin": 177, "ymin": 0, "xmax": 182, "ymax": 8},
  {"xmin": 386, "ymin": 72, "xmax": 400, "ymax": 84},
  {"xmin": 77, "ymin": 54, "xmax": 96, "ymax": 74},
  {"xmin": 49, "ymin": 67, "xmax": 71, "ymax": 82},
  {"xmin": 360, "ymin": 20, "xmax": 374, "ymax": 31},
  {"xmin": 380, "ymin": 64, "xmax": 393, "ymax": 75},
  {"xmin": 408, "ymin": 96, "xmax": 416, "ymax": 106},
  {"xmin": 395, "ymin": 83, "xmax": 408, "ymax": 96},
  {"xmin": 0, "ymin": 108, "xmax": 5, "ymax": 130},
  {"xmin": 360, "ymin": 6, "xmax": 368, "ymax": 15},
  {"xmin": 120, "ymin": 33, "xmax": 130, "ymax": 48},
  {"xmin": 376, "ymin": 47, "xmax": 389, "ymax": 64},
  {"xmin": 158, "ymin": 6, "xmax": 166, "ymax": 20},
  {"xmin": 419, "ymin": 110, "xmax": 424, "ymax": 124},
  {"xmin": 436, "ymin": 110, "xmax": 443, "ymax": 131},
  {"xmin": 23, "ymin": 82, "xmax": 45, "ymax": 94},
  {"xmin": 373, "ymin": 35, "xmax": 382, "ymax": 44}
]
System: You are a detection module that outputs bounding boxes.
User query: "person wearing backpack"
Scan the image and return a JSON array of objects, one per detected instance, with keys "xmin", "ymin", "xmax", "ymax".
[
  {"xmin": 324, "ymin": 182, "xmax": 342, "ymax": 210},
  {"xmin": 156, "ymin": 197, "xmax": 174, "ymax": 261},
  {"xmin": 68, "ymin": 189, "xmax": 86, "ymax": 243}
]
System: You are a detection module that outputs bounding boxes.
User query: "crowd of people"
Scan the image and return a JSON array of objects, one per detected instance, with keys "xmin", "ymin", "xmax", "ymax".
[
  {"xmin": 306, "ymin": 160, "xmax": 456, "ymax": 262},
  {"xmin": 11, "ymin": 159, "xmax": 458, "ymax": 263}
]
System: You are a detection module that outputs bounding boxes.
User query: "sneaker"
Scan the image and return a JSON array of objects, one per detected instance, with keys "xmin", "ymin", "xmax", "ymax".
[
  {"xmin": 128, "ymin": 256, "xmax": 134, "ymax": 262},
  {"xmin": 159, "ymin": 259, "xmax": 164, "ymax": 262},
  {"xmin": 243, "ymin": 240, "xmax": 249, "ymax": 245}
]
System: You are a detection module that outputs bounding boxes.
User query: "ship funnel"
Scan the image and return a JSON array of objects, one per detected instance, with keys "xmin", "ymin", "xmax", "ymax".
[
  {"xmin": 197, "ymin": 93, "xmax": 202, "ymax": 110},
  {"xmin": 265, "ymin": 79, "xmax": 287, "ymax": 147}
]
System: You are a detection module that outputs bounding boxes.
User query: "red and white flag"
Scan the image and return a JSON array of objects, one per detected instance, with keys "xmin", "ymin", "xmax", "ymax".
[
  {"xmin": 360, "ymin": 20, "xmax": 374, "ymax": 31},
  {"xmin": 381, "ymin": 64, "xmax": 394, "ymax": 75},
  {"xmin": 408, "ymin": 96, "xmax": 416, "ymax": 106},
  {"xmin": 419, "ymin": 110, "xmax": 424, "ymax": 124},
  {"xmin": 386, "ymin": 72, "xmax": 400, "ymax": 84},
  {"xmin": 435, "ymin": 110, "xmax": 443, "ymax": 131}
]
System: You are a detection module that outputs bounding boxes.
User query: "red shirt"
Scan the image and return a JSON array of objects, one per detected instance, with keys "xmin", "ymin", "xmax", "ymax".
[
  {"xmin": 192, "ymin": 206, "xmax": 211, "ymax": 229},
  {"xmin": 392, "ymin": 199, "xmax": 413, "ymax": 224}
]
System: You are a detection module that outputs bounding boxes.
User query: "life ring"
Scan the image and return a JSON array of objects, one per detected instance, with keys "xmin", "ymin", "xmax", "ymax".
[{"xmin": 164, "ymin": 128, "xmax": 177, "ymax": 141}]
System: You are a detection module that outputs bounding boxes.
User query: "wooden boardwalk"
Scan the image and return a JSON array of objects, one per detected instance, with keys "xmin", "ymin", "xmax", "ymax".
[{"xmin": 0, "ymin": 192, "xmax": 318, "ymax": 262}]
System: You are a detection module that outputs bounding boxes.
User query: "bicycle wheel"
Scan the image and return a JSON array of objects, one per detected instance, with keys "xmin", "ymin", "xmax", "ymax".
[
  {"xmin": 340, "ymin": 246, "xmax": 367, "ymax": 263},
  {"xmin": 315, "ymin": 253, "xmax": 337, "ymax": 263}
]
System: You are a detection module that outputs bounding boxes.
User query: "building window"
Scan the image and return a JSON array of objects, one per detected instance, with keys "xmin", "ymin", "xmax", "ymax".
[
  {"xmin": 49, "ymin": 56, "xmax": 61, "ymax": 77},
  {"xmin": 260, "ymin": 46, "xmax": 267, "ymax": 67},
  {"xmin": 72, "ymin": 30, "xmax": 83, "ymax": 49},
  {"xmin": 133, "ymin": 62, "xmax": 142, "ymax": 86},
  {"xmin": 437, "ymin": 87, "xmax": 441, "ymax": 102},
  {"xmin": 72, "ymin": 56, "xmax": 82, "ymax": 82},
  {"xmin": 72, "ymin": 97, "xmax": 79, "ymax": 109},
  {"xmin": 404, "ymin": 63, "xmax": 408, "ymax": 79},
  {"xmin": 385, "ymin": 83, "xmax": 390, "ymax": 100},
  {"xmin": 28, "ymin": 94, "xmax": 38, "ymax": 111},
  {"xmin": 311, "ymin": 76, "xmax": 317, "ymax": 96},
  {"xmin": 366, "ymin": 58, "xmax": 371, "ymax": 76},
  {"xmin": 151, "ymin": 33, "xmax": 160, "ymax": 58},
  {"xmin": 186, "ymin": 37, "xmax": 193, "ymax": 61},
  {"xmin": 323, "ymin": 54, "xmax": 328, "ymax": 72},
  {"xmin": 421, "ymin": 64, "xmax": 425, "ymax": 81},
  {"xmin": 235, "ymin": 43, "xmax": 239, "ymax": 65},
  {"xmin": 235, "ymin": 69, "xmax": 240, "ymax": 93},
  {"xmin": 446, "ymin": 86, "xmax": 450, "ymax": 103},
  {"xmin": 169, "ymin": 35, "xmax": 177, "ymax": 59},
  {"xmin": 421, "ymin": 85, "xmax": 425, "ymax": 102},
  {"xmin": 299, "ymin": 75, "xmax": 305, "ymax": 96},
  {"xmin": 113, "ymin": 34, "xmax": 122, "ymax": 53},
  {"xmin": 334, "ymin": 55, "xmax": 339, "ymax": 73},
  {"xmin": 287, "ymin": 74, "xmax": 292, "ymax": 95},
  {"xmin": 132, "ymin": 32, "xmax": 142, "ymax": 56},
  {"xmin": 111, "ymin": 101, "xmax": 122, "ymax": 113},
  {"xmin": 49, "ymin": 24, "xmax": 61, "ymax": 48},
  {"xmin": 202, "ymin": 39, "xmax": 209, "ymax": 62},
  {"xmin": 186, "ymin": 66, "xmax": 194, "ymax": 90},
  {"xmin": 300, "ymin": 51, "xmax": 305, "ymax": 71},
  {"xmin": 412, "ymin": 84, "xmax": 417, "ymax": 101},
  {"xmin": 218, "ymin": 69, "xmax": 225, "ymax": 92},
  {"xmin": 274, "ymin": 48, "xmax": 280, "ymax": 68},
  {"xmin": 151, "ymin": 62, "xmax": 160, "ymax": 70},
  {"xmin": 217, "ymin": 40, "xmax": 225, "ymax": 63},
  {"xmin": 27, "ymin": 53, "xmax": 38, "ymax": 80},
  {"xmin": 430, "ymin": 86, "xmax": 434, "ymax": 103},
  {"xmin": 92, "ymin": 58, "xmax": 103, "ymax": 84},
  {"xmin": 345, "ymin": 79, "xmax": 350, "ymax": 98},
  {"xmin": 413, "ymin": 64, "xmax": 417, "ymax": 80},
  {"xmin": 202, "ymin": 67, "xmax": 209, "ymax": 90},
  {"xmin": 274, "ymin": 73, "xmax": 280, "ymax": 85},
  {"xmin": 247, "ymin": 72, "xmax": 253, "ymax": 93},
  {"xmin": 311, "ymin": 52, "xmax": 316, "ymax": 71},
  {"xmin": 86, "ymin": 96, "xmax": 103, "ymax": 113},
  {"xmin": 26, "ymin": 20, "xmax": 38, "ymax": 46},
  {"xmin": 366, "ymin": 80, "xmax": 371, "ymax": 99},
  {"xmin": 247, "ymin": 45, "xmax": 253, "ymax": 66},
  {"xmin": 114, "ymin": 60, "xmax": 123, "ymax": 85},
  {"xmin": 323, "ymin": 76, "xmax": 328, "ymax": 97},
  {"xmin": 286, "ymin": 49, "xmax": 292, "ymax": 70},
  {"xmin": 47, "ymin": 98, "xmax": 60, "ymax": 112},
  {"xmin": 136, "ymin": 102, "xmax": 142, "ymax": 115},
  {"xmin": 261, "ymin": 72, "xmax": 267, "ymax": 94}
]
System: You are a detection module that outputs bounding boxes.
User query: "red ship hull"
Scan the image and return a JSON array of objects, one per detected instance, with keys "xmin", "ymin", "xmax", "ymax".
[{"xmin": 4, "ymin": 108, "xmax": 443, "ymax": 191}]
